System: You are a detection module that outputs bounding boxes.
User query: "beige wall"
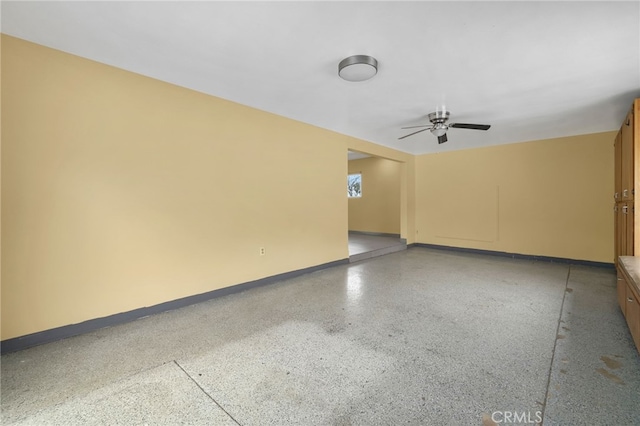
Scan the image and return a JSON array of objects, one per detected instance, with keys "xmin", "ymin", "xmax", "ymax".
[
  {"xmin": 0, "ymin": 34, "xmax": 615, "ymax": 341},
  {"xmin": 348, "ymin": 157, "xmax": 401, "ymax": 234},
  {"xmin": 415, "ymin": 132, "xmax": 615, "ymax": 263},
  {"xmin": 1, "ymin": 36, "xmax": 410, "ymax": 340}
]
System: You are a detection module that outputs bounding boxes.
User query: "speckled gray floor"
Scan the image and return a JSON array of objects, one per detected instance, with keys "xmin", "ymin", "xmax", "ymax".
[{"xmin": 2, "ymin": 248, "xmax": 639, "ymax": 425}]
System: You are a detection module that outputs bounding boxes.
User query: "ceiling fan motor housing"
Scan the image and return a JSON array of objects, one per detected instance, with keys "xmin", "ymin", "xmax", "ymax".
[
  {"xmin": 428, "ymin": 110, "xmax": 450, "ymax": 124},
  {"xmin": 429, "ymin": 111, "xmax": 450, "ymax": 137}
]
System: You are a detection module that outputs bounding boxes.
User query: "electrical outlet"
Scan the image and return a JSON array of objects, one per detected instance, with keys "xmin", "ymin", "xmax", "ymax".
[{"xmin": 259, "ymin": 247, "xmax": 266, "ymax": 256}]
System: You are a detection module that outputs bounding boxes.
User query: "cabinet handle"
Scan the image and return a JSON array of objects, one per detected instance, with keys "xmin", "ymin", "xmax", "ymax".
[
  {"xmin": 615, "ymin": 192, "xmax": 619, "ymax": 199},
  {"xmin": 623, "ymin": 189, "xmax": 629, "ymax": 197},
  {"xmin": 626, "ymin": 119, "xmax": 631, "ymax": 126},
  {"xmin": 623, "ymin": 205, "xmax": 628, "ymax": 214},
  {"xmin": 628, "ymin": 297, "xmax": 634, "ymax": 303}
]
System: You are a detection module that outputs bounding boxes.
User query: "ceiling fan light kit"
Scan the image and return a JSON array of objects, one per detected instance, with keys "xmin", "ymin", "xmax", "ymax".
[
  {"xmin": 338, "ymin": 55, "xmax": 378, "ymax": 82},
  {"xmin": 399, "ymin": 109, "xmax": 491, "ymax": 144}
]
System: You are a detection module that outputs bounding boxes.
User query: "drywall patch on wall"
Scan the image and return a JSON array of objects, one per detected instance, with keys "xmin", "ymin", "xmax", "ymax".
[{"xmin": 431, "ymin": 184, "xmax": 499, "ymax": 243}]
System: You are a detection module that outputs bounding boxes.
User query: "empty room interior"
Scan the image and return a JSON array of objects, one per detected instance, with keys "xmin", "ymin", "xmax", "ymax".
[{"xmin": 2, "ymin": 2, "xmax": 640, "ymax": 425}]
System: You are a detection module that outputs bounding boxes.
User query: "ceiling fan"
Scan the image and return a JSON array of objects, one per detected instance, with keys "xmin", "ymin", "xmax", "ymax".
[{"xmin": 398, "ymin": 110, "xmax": 491, "ymax": 144}]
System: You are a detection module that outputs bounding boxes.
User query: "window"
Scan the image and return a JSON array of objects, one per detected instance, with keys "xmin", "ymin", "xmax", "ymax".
[{"xmin": 348, "ymin": 173, "xmax": 362, "ymax": 198}]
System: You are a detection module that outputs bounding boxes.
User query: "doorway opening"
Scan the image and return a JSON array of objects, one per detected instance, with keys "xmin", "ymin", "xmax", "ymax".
[{"xmin": 347, "ymin": 150, "xmax": 406, "ymax": 262}]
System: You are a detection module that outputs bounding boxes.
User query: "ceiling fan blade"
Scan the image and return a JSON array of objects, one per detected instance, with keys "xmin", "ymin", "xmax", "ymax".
[
  {"xmin": 450, "ymin": 123, "xmax": 491, "ymax": 130},
  {"xmin": 401, "ymin": 125, "xmax": 431, "ymax": 129},
  {"xmin": 437, "ymin": 133, "xmax": 448, "ymax": 144},
  {"xmin": 398, "ymin": 128, "xmax": 430, "ymax": 140}
]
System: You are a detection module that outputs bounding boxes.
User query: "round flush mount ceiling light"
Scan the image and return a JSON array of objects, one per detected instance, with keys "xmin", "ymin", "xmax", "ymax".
[{"xmin": 338, "ymin": 55, "xmax": 378, "ymax": 82}]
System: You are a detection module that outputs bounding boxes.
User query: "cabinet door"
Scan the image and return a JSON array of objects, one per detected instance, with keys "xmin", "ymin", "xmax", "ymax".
[
  {"xmin": 626, "ymin": 204, "xmax": 635, "ymax": 256},
  {"xmin": 616, "ymin": 203, "xmax": 623, "ymax": 258},
  {"xmin": 621, "ymin": 108, "xmax": 634, "ymax": 200},
  {"xmin": 626, "ymin": 284, "xmax": 640, "ymax": 353},
  {"xmin": 614, "ymin": 204, "xmax": 620, "ymax": 263},
  {"xmin": 615, "ymin": 131, "xmax": 622, "ymax": 201},
  {"xmin": 617, "ymin": 271, "xmax": 627, "ymax": 316},
  {"xmin": 618, "ymin": 203, "xmax": 628, "ymax": 257}
]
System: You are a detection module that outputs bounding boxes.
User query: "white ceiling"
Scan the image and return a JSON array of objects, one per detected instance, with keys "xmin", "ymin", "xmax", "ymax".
[
  {"xmin": 2, "ymin": 1, "xmax": 639, "ymax": 155},
  {"xmin": 348, "ymin": 151, "xmax": 370, "ymax": 161}
]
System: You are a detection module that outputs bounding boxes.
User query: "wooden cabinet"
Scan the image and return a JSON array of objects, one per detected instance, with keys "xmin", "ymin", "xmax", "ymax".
[
  {"xmin": 615, "ymin": 101, "xmax": 640, "ymax": 354},
  {"xmin": 617, "ymin": 257, "xmax": 640, "ymax": 354},
  {"xmin": 614, "ymin": 100, "xmax": 639, "ymax": 264}
]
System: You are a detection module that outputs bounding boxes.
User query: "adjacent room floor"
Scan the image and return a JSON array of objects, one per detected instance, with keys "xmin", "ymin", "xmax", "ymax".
[
  {"xmin": 347, "ymin": 232, "xmax": 406, "ymax": 262},
  {"xmin": 2, "ymin": 248, "xmax": 639, "ymax": 425}
]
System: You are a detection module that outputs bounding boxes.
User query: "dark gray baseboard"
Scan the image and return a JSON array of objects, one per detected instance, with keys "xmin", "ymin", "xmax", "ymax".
[
  {"xmin": 3, "ymin": 243, "xmax": 613, "ymax": 354},
  {"xmin": 348, "ymin": 230, "xmax": 401, "ymax": 238},
  {"xmin": 1, "ymin": 258, "xmax": 349, "ymax": 355},
  {"xmin": 349, "ymin": 242, "xmax": 407, "ymax": 263},
  {"xmin": 410, "ymin": 243, "xmax": 614, "ymax": 269}
]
